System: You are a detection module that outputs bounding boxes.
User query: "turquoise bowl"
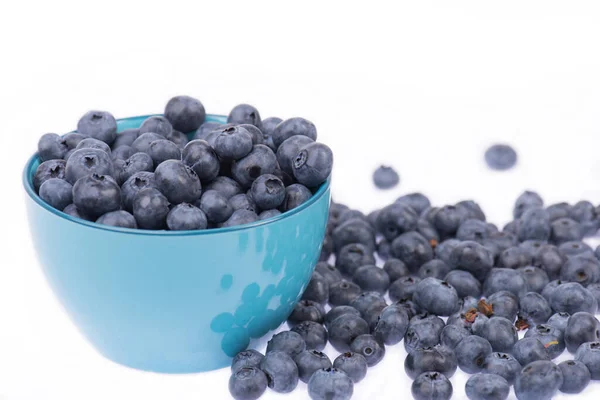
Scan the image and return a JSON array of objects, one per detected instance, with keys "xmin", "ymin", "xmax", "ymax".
[{"xmin": 22, "ymin": 114, "xmax": 330, "ymax": 373}]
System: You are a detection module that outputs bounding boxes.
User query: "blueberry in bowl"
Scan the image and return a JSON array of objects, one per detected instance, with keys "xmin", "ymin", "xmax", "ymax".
[{"xmin": 23, "ymin": 98, "xmax": 331, "ymax": 373}]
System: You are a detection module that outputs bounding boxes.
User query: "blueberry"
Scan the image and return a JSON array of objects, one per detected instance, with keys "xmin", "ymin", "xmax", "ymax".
[
  {"xmin": 139, "ymin": 116, "xmax": 172, "ymax": 137},
  {"xmin": 389, "ymin": 276, "xmax": 421, "ymax": 302},
  {"xmin": 511, "ymin": 337, "xmax": 549, "ymax": 366},
  {"xmin": 72, "ymin": 174, "xmax": 120, "ymax": 219},
  {"xmin": 65, "ymin": 148, "xmax": 114, "ymax": 184},
  {"xmin": 259, "ymin": 117, "xmax": 282, "ymax": 149},
  {"xmin": 132, "ymin": 187, "xmax": 170, "ymax": 230},
  {"xmin": 266, "ymin": 330, "xmax": 306, "ymax": 358},
  {"xmin": 550, "ymin": 282, "xmax": 597, "ymax": 315},
  {"xmin": 231, "ymin": 349, "xmax": 265, "ymax": 372},
  {"xmin": 38, "ymin": 133, "xmax": 68, "ymax": 161},
  {"xmin": 558, "ymin": 240, "xmax": 594, "ymax": 258},
  {"xmin": 96, "ymin": 210, "xmax": 137, "ymax": 229},
  {"xmin": 440, "ymin": 325, "xmax": 471, "ymax": 349},
  {"xmin": 205, "ymin": 176, "xmax": 242, "ymax": 200},
  {"xmin": 480, "ymin": 317, "xmax": 518, "ymax": 353},
  {"xmin": 561, "ymin": 255, "xmax": 600, "ymax": 286},
  {"xmin": 294, "ymin": 350, "xmax": 332, "ymax": 383},
  {"xmin": 570, "ymin": 200, "xmax": 596, "ymax": 222},
  {"xmin": 395, "ymin": 299, "xmax": 421, "ymax": 320},
  {"xmin": 558, "ymin": 360, "xmax": 591, "ymax": 393},
  {"xmin": 325, "ymin": 306, "xmax": 361, "ymax": 331},
  {"xmin": 372, "ymin": 165, "xmax": 399, "ymax": 189},
  {"xmin": 516, "ymin": 208, "xmax": 550, "ymax": 242},
  {"xmin": 405, "ymin": 346, "xmax": 458, "ymax": 379},
  {"xmin": 547, "ymin": 312, "xmax": 570, "ymax": 333},
  {"xmin": 373, "ymin": 304, "xmax": 409, "ymax": 345},
  {"xmin": 541, "ymin": 279, "xmax": 562, "ymax": 302},
  {"xmin": 450, "ymin": 241, "xmax": 495, "ymax": 281},
  {"xmin": 391, "ymin": 231, "xmax": 434, "ymax": 272},
  {"xmin": 302, "ymin": 273, "xmax": 329, "ymax": 304},
  {"xmin": 352, "ymin": 265, "xmax": 390, "ymax": 294},
  {"xmin": 524, "ymin": 324, "xmax": 565, "ymax": 359},
  {"xmin": 404, "ymin": 314, "xmax": 444, "ymax": 353},
  {"xmin": 551, "ymin": 217, "xmax": 584, "ymax": 244},
  {"xmin": 117, "ymin": 152, "xmax": 154, "ymax": 185},
  {"xmin": 271, "ymin": 117, "xmax": 317, "ymax": 148},
  {"xmin": 382, "ymin": 258, "xmax": 410, "ymax": 282},
  {"xmin": 328, "ymin": 281, "xmax": 362, "ymax": 307},
  {"xmin": 164, "ymin": 96, "xmax": 205, "ymax": 133},
  {"xmin": 376, "ymin": 203, "xmax": 419, "ymax": 241},
  {"xmin": 63, "ymin": 203, "xmax": 88, "ymax": 220},
  {"xmin": 230, "ymin": 145, "xmax": 277, "ymax": 189},
  {"xmin": 514, "ymin": 360, "xmax": 563, "ymax": 400},
  {"xmin": 587, "ymin": 282, "xmax": 600, "ymax": 309},
  {"xmin": 396, "ymin": 193, "xmax": 432, "ymax": 215},
  {"xmin": 333, "ymin": 219, "xmax": 376, "ymax": 252},
  {"xmin": 147, "ymin": 139, "xmax": 181, "ymax": 165},
  {"xmin": 278, "ymin": 183, "xmax": 311, "ymax": 212},
  {"xmin": 120, "ymin": 171, "xmax": 156, "ymax": 212},
  {"xmin": 518, "ymin": 267, "xmax": 550, "ymax": 294},
  {"xmin": 228, "ymin": 366, "xmax": 267, "ymax": 400},
  {"xmin": 165, "ymin": 203, "xmax": 207, "ymax": 231},
  {"xmin": 112, "ymin": 145, "xmax": 134, "ymax": 161},
  {"xmin": 227, "ymin": 104, "xmax": 261, "ymax": 128},
  {"xmin": 417, "ymin": 259, "xmax": 451, "ymax": 280},
  {"xmin": 154, "ymin": 160, "xmax": 202, "ymax": 204},
  {"xmin": 456, "ymin": 219, "xmax": 491, "ymax": 242},
  {"xmin": 519, "ymin": 292, "xmax": 552, "ymax": 326},
  {"xmin": 291, "ymin": 142, "xmax": 333, "ymax": 188},
  {"xmin": 482, "ymin": 352, "xmax": 521, "ymax": 385},
  {"xmin": 249, "ymin": 174, "xmax": 285, "ymax": 210},
  {"xmin": 38, "ymin": 178, "xmax": 72, "ymax": 211},
  {"xmin": 290, "ymin": 321, "xmax": 328, "ymax": 351},
  {"xmin": 483, "ymin": 268, "xmax": 527, "ymax": 297},
  {"xmin": 348, "ymin": 291, "xmax": 387, "ymax": 317},
  {"xmin": 487, "ymin": 290, "xmax": 520, "ymax": 321},
  {"xmin": 413, "ymin": 278, "xmax": 459, "ymax": 316},
  {"xmin": 466, "ymin": 373, "xmax": 510, "ymax": 400},
  {"xmin": 532, "ymin": 244, "xmax": 564, "ymax": 280},
  {"xmin": 332, "ymin": 352, "xmax": 367, "ymax": 383},
  {"xmin": 328, "ymin": 313, "xmax": 369, "ymax": 352},
  {"xmin": 33, "ymin": 159, "xmax": 67, "ymax": 192},
  {"xmin": 411, "ymin": 371, "xmax": 453, "ymax": 400},
  {"xmin": 228, "ymin": 194, "xmax": 257, "ymax": 213},
  {"xmin": 77, "ymin": 110, "xmax": 117, "ymax": 144},
  {"xmin": 131, "ymin": 132, "xmax": 164, "ymax": 154},
  {"xmin": 566, "ymin": 312, "xmax": 600, "ymax": 354},
  {"xmin": 212, "ymin": 126, "xmax": 254, "ymax": 161},
  {"xmin": 495, "ymin": 246, "xmax": 530, "ymax": 269},
  {"xmin": 440, "ymin": 273, "xmax": 479, "ymax": 302},
  {"xmin": 259, "ymin": 351, "xmax": 298, "ymax": 393},
  {"xmin": 314, "ymin": 262, "xmax": 342, "ymax": 287},
  {"xmin": 307, "ymin": 368, "xmax": 353, "ymax": 400},
  {"xmin": 484, "ymin": 144, "xmax": 517, "ymax": 171},
  {"xmin": 335, "ymin": 243, "xmax": 375, "ymax": 277},
  {"xmin": 234, "ymin": 124, "xmax": 263, "ymax": 146},
  {"xmin": 62, "ymin": 132, "xmax": 87, "ymax": 151},
  {"xmin": 288, "ymin": 300, "xmax": 325, "ymax": 326},
  {"xmin": 434, "ymin": 205, "xmax": 470, "ymax": 238},
  {"xmin": 485, "ymin": 231, "xmax": 518, "ymax": 255},
  {"xmin": 276, "ymin": 135, "xmax": 314, "ymax": 176},
  {"xmin": 513, "ymin": 191, "xmax": 544, "ymax": 219},
  {"xmin": 455, "ymin": 335, "xmax": 493, "ymax": 374},
  {"xmin": 258, "ymin": 209, "xmax": 282, "ymax": 220},
  {"xmin": 180, "ymin": 140, "xmax": 220, "ymax": 183},
  {"xmin": 112, "ymin": 129, "xmax": 139, "ymax": 149}
]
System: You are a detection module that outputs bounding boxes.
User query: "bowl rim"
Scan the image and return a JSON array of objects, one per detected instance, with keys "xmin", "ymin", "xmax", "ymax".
[{"xmin": 23, "ymin": 113, "xmax": 331, "ymax": 236}]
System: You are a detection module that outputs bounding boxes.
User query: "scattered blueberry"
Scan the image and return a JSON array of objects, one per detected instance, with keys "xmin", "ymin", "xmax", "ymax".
[
  {"xmin": 259, "ymin": 351, "xmax": 299, "ymax": 393},
  {"xmin": 294, "ymin": 350, "xmax": 332, "ymax": 383},
  {"xmin": 558, "ymin": 359, "xmax": 591, "ymax": 393},
  {"xmin": 484, "ymin": 144, "xmax": 517, "ymax": 171},
  {"xmin": 455, "ymin": 335, "xmax": 493, "ymax": 374},
  {"xmin": 307, "ymin": 368, "xmax": 353, "ymax": 400},
  {"xmin": 482, "ymin": 352, "xmax": 521, "ymax": 385},
  {"xmin": 514, "ymin": 360, "xmax": 563, "ymax": 400},
  {"xmin": 373, "ymin": 165, "xmax": 399, "ymax": 189},
  {"xmin": 465, "ymin": 372, "xmax": 510, "ymax": 400},
  {"xmin": 290, "ymin": 321, "xmax": 328, "ymax": 351},
  {"xmin": 411, "ymin": 371, "xmax": 453, "ymax": 400},
  {"xmin": 332, "ymin": 352, "xmax": 368, "ymax": 383},
  {"xmin": 231, "ymin": 349, "xmax": 264, "ymax": 372},
  {"xmin": 404, "ymin": 345, "xmax": 458, "ymax": 379},
  {"xmin": 228, "ymin": 366, "xmax": 268, "ymax": 400}
]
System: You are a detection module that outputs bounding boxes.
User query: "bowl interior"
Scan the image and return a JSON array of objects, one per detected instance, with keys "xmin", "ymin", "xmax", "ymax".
[{"xmin": 23, "ymin": 114, "xmax": 330, "ymax": 235}]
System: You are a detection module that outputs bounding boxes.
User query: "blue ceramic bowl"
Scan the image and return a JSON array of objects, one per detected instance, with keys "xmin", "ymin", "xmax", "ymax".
[{"xmin": 23, "ymin": 114, "xmax": 330, "ymax": 373}]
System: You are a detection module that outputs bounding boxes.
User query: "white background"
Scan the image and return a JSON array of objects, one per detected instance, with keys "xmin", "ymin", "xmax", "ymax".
[{"xmin": 2, "ymin": 1, "xmax": 600, "ymax": 399}]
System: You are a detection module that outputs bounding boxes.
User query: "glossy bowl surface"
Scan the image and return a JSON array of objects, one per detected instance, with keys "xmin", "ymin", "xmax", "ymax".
[{"xmin": 23, "ymin": 114, "xmax": 330, "ymax": 373}]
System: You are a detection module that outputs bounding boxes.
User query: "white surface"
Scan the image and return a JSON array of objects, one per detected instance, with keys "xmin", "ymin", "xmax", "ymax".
[{"xmin": 2, "ymin": 1, "xmax": 600, "ymax": 399}]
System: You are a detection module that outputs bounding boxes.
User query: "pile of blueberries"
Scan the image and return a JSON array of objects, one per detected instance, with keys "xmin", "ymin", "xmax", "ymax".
[
  {"xmin": 229, "ymin": 191, "xmax": 600, "ymax": 400},
  {"xmin": 33, "ymin": 97, "xmax": 332, "ymax": 230}
]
